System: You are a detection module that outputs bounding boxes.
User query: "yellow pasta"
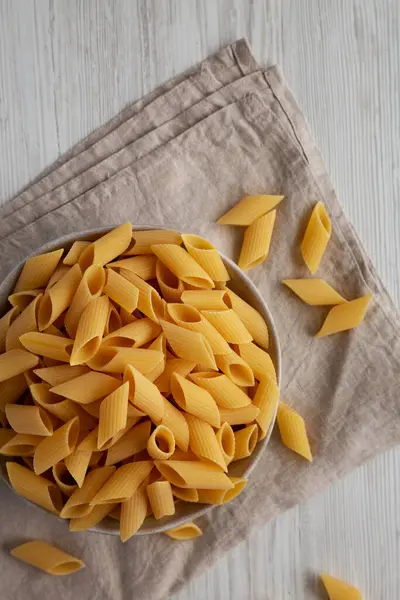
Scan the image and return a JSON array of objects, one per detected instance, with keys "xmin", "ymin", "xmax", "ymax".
[
  {"xmin": 155, "ymin": 358, "xmax": 195, "ymax": 395},
  {"xmin": 120, "ymin": 481, "xmax": 148, "ymax": 541},
  {"xmin": 215, "ymin": 351, "xmax": 255, "ymax": 387},
  {"xmin": 5, "ymin": 294, "xmax": 42, "ymax": 351},
  {"xmin": 197, "ymin": 477, "xmax": 247, "ymax": 504},
  {"xmin": 181, "ymin": 233, "xmax": 230, "ymax": 283},
  {"xmin": 0, "ymin": 349, "xmax": 39, "ymax": 383},
  {"xmin": 64, "ymin": 265, "xmax": 106, "ymax": 337},
  {"xmin": 316, "ymin": 295, "xmax": 372, "ymax": 338},
  {"xmin": 5, "ymin": 404, "xmax": 53, "ymax": 437},
  {"xmin": 123, "ymin": 365, "xmax": 164, "ymax": 423},
  {"xmin": 155, "ymin": 259, "xmax": 185, "ymax": 302},
  {"xmin": 190, "ymin": 372, "xmax": 251, "ymax": 409},
  {"xmin": 87, "ymin": 347, "xmax": 163, "ymax": 376},
  {"xmin": 238, "ymin": 210, "xmax": 276, "ymax": 271},
  {"xmin": 78, "ymin": 222, "xmax": 133, "ymax": 270},
  {"xmin": 70, "ymin": 296, "xmax": 109, "ymax": 365},
  {"xmin": 50, "ymin": 371, "xmax": 120, "ymax": 404},
  {"xmin": 201, "ymin": 309, "xmax": 252, "ymax": 344},
  {"xmin": 151, "ymin": 244, "xmax": 214, "ymax": 289},
  {"xmin": 0, "ymin": 433, "xmax": 43, "ymax": 456},
  {"xmin": 0, "ymin": 306, "xmax": 20, "ymax": 352},
  {"xmin": 216, "ymin": 194, "xmax": 284, "ymax": 225},
  {"xmin": 8, "ymin": 290, "xmax": 42, "ymax": 311},
  {"xmin": 33, "ymin": 416, "xmax": 80, "ymax": 474},
  {"xmin": 223, "ymin": 289, "xmax": 269, "ymax": 349},
  {"xmin": 0, "ymin": 376, "xmax": 28, "ymax": 412},
  {"xmin": 253, "ymin": 375, "xmax": 280, "ymax": 440},
  {"xmin": 20, "ymin": 332, "xmax": 74, "ymax": 362},
  {"xmin": 69, "ymin": 503, "xmax": 115, "ymax": 531},
  {"xmin": 119, "ymin": 269, "xmax": 165, "ymax": 322},
  {"xmin": 103, "ymin": 268, "xmax": 139, "ymax": 313},
  {"xmin": 170, "ymin": 486, "xmax": 199, "ymax": 503},
  {"xmin": 37, "ymin": 263, "xmax": 81, "ymax": 331},
  {"xmin": 90, "ymin": 461, "xmax": 153, "ymax": 505},
  {"xmin": 320, "ymin": 573, "xmax": 362, "ymax": 600},
  {"xmin": 46, "ymin": 264, "xmax": 71, "ymax": 290},
  {"xmin": 185, "ymin": 414, "xmax": 226, "ymax": 470},
  {"xmin": 147, "ymin": 424, "xmax": 175, "ymax": 460},
  {"xmin": 171, "ymin": 373, "xmax": 220, "ymax": 428},
  {"xmin": 164, "ymin": 522, "xmax": 203, "ymax": 540},
  {"xmin": 33, "ymin": 364, "xmax": 89, "ymax": 387},
  {"xmin": 108, "ymin": 254, "xmax": 157, "ymax": 280},
  {"xmin": 146, "ymin": 480, "xmax": 175, "ymax": 519},
  {"xmin": 277, "ymin": 402, "xmax": 312, "ymax": 461},
  {"xmin": 301, "ymin": 201, "xmax": 332, "ymax": 273},
  {"xmin": 102, "ymin": 318, "xmax": 161, "ymax": 348},
  {"xmin": 104, "ymin": 302, "xmax": 123, "ymax": 335},
  {"xmin": 125, "ymin": 229, "xmax": 182, "ymax": 255},
  {"xmin": 282, "ymin": 278, "xmax": 347, "ymax": 305},
  {"xmin": 6, "ymin": 462, "xmax": 62, "ymax": 514},
  {"xmin": 166, "ymin": 304, "xmax": 231, "ymax": 355},
  {"xmin": 218, "ymin": 404, "xmax": 260, "ymax": 426},
  {"xmin": 60, "ymin": 466, "xmax": 116, "ymax": 518},
  {"xmin": 95, "ymin": 417, "xmax": 137, "ymax": 452},
  {"xmin": 215, "ymin": 422, "xmax": 235, "ymax": 464},
  {"xmin": 181, "ymin": 289, "xmax": 228, "ymax": 311},
  {"xmin": 161, "ymin": 398, "xmax": 190, "ymax": 452},
  {"xmin": 119, "ymin": 307, "xmax": 138, "ymax": 326},
  {"xmin": 63, "ymin": 240, "xmax": 91, "ymax": 265},
  {"xmin": 30, "ymin": 383, "xmax": 94, "ymax": 428},
  {"xmin": 14, "ymin": 249, "xmax": 64, "ymax": 293},
  {"xmin": 160, "ymin": 319, "xmax": 217, "ymax": 369},
  {"xmin": 10, "ymin": 540, "xmax": 85, "ymax": 575},
  {"xmin": 105, "ymin": 420, "xmax": 151, "ymax": 466},
  {"xmin": 52, "ymin": 462, "xmax": 78, "ymax": 496},
  {"xmin": 64, "ymin": 448, "xmax": 92, "ymax": 487},
  {"xmin": 232, "ymin": 424, "xmax": 258, "ymax": 461},
  {"xmin": 155, "ymin": 460, "xmax": 233, "ymax": 490},
  {"xmin": 97, "ymin": 382, "xmax": 129, "ymax": 450},
  {"xmin": 235, "ymin": 342, "xmax": 276, "ymax": 381}
]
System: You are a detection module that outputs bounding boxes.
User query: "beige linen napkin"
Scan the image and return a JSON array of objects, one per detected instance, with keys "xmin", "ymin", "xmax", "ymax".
[{"xmin": 1, "ymin": 41, "xmax": 399, "ymax": 600}]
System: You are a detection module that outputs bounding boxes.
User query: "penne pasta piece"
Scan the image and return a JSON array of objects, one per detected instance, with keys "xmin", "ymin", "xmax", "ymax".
[
  {"xmin": 253, "ymin": 375, "xmax": 280, "ymax": 440},
  {"xmin": 181, "ymin": 234, "xmax": 230, "ymax": 283},
  {"xmin": 167, "ymin": 304, "xmax": 231, "ymax": 355},
  {"xmin": 151, "ymin": 244, "xmax": 214, "ymax": 289},
  {"xmin": 320, "ymin": 573, "xmax": 362, "ymax": 600},
  {"xmin": 164, "ymin": 522, "xmax": 203, "ymax": 540},
  {"xmin": 43, "ymin": 324, "xmax": 66, "ymax": 338},
  {"xmin": 216, "ymin": 194, "xmax": 284, "ymax": 226},
  {"xmin": 147, "ymin": 332, "xmax": 167, "ymax": 354},
  {"xmin": 171, "ymin": 373, "xmax": 220, "ymax": 428},
  {"xmin": 316, "ymin": 295, "xmax": 372, "ymax": 338},
  {"xmin": 277, "ymin": 402, "xmax": 312, "ymax": 461},
  {"xmin": 155, "ymin": 460, "xmax": 233, "ymax": 490},
  {"xmin": 223, "ymin": 289, "xmax": 269, "ymax": 349},
  {"xmin": 0, "ymin": 349, "xmax": 39, "ymax": 383},
  {"xmin": 69, "ymin": 503, "xmax": 116, "ymax": 531},
  {"xmin": 33, "ymin": 416, "xmax": 80, "ymax": 475},
  {"xmin": 238, "ymin": 210, "xmax": 276, "ymax": 271},
  {"xmin": 46, "ymin": 264, "xmax": 70, "ymax": 290},
  {"xmin": 63, "ymin": 240, "xmax": 91, "ymax": 265},
  {"xmin": 301, "ymin": 201, "xmax": 332, "ymax": 273},
  {"xmin": 119, "ymin": 269, "xmax": 165, "ymax": 322},
  {"xmin": 197, "ymin": 477, "xmax": 248, "ymax": 504},
  {"xmin": 119, "ymin": 307, "xmax": 138, "ymax": 326},
  {"xmin": 160, "ymin": 320, "xmax": 217, "ymax": 370},
  {"xmin": 34, "ymin": 364, "xmax": 89, "ymax": 387},
  {"xmin": 87, "ymin": 347, "xmax": 164, "ymax": 376},
  {"xmin": 52, "ymin": 462, "xmax": 78, "ymax": 497},
  {"xmin": 219, "ymin": 404, "xmax": 260, "ymax": 426},
  {"xmin": 0, "ymin": 433, "xmax": 43, "ymax": 456},
  {"xmin": 70, "ymin": 296, "xmax": 109, "ymax": 365},
  {"xmin": 171, "ymin": 486, "xmax": 199, "ymax": 503},
  {"xmin": 190, "ymin": 372, "xmax": 251, "ymax": 409},
  {"xmin": 161, "ymin": 398, "xmax": 190, "ymax": 452},
  {"xmin": 215, "ymin": 351, "xmax": 255, "ymax": 387},
  {"xmin": 102, "ymin": 318, "xmax": 161, "ymax": 348},
  {"xmin": 60, "ymin": 466, "xmax": 116, "ymax": 518},
  {"xmin": 108, "ymin": 254, "xmax": 157, "ymax": 280},
  {"xmin": 181, "ymin": 289, "xmax": 228, "ymax": 311},
  {"xmin": 103, "ymin": 268, "xmax": 139, "ymax": 313},
  {"xmin": 10, "ymin": 540, "xmax": 85, "ymax": 575},
  {"xmin": 78, "ymin": 427, "xmax": 99, "ymax": 451},
  {"xmin": 20, "ymin": 332, "xmax": 74, "ymax": 362},
  {"xmin": 64, "ymin": 448, "xmax": 92, "ymax": 487},
  {"xmin": 120, "ymin": 481, "xmax": 148, "ymax": 541},
  {"xmin": 64, "ymin": 265, "xmax": 106, "ymax": 337},
  {"xmin": 170, "ymin": 449, "xmax": 198, "ymax": 461},
  {"xmin": 109, "ymin": 505, "xmax": 121, "ymax": 521},
  {"xmin": 14, "ymin": 249, "xmax": 64, "ymax": 293},
  {"xmin": 5, "ymin": 404, "xmax": 53, "ymax": 436},
  {"xmin": 201, "ymin": 309, "xmax": 252, "ymax": 344},
  {"xmin": 104, "ymin": 302, "xmax": 123, "ymax": 336},
  {"xmin": 0, "ymin": 428, "xmax": 14, "ymax": 448},
  {"xmin": 185, "ymin": 414, "xmax": 226, "ymax": 470},
  {"xmin": 125, "ymin": 229, "xmax": 182, "ymax": 255},
  {"xmin": 235, "ymin": 342, "xmax": 276, "ymax": 381},
  {"xmin": 155, "ymin": 260, "xmax": 185, "ymax": 302},
  {"xmin": 8, "ymin": 291, "xmax": 42, "ymax": 312},
  {"xmin": 146, "ymin": 480, "xmax": 175, "ymax": 519},
  {"xmin": 0, "ymin": 306, "xmax": 20, "ymax": 352},
  {"xmin": 215, "ymin": 422, "xmax": 235, "ymax": 465},
  {"xmin": 105, "ymin": 420, "xmax": 151, "ymax": 466},
  {"xmin": 50, "ymin": 371, "xmax": 120, "ymax": 404},
  {"xmin": 0, "ymin": 374, "xmax": 27, "ymax": 412},
  {"xmin": 30, "ymin": 383, "xmax": 95, "ymax": 428},
  {"xmin": 97, "ymin": 382, "xmax": 129, "ymax": 450},
  {"xmin": 78, "ymin": 223, "xmax": 133, "ymax": 270},
  {"xmin": 90, "ymin": 461, "xmax": 153, "ymax": 505},
  {"xmin": 155, "ymin": 358, "xmax": 196, "ymax": 394},
  {"xmin": 5, "ymin": 295, "xmax": 42, "ymax": 351},
  {"xmin": 123, "ymin": 365, "xmax": 164, "ymax": 423},
  {"xmin": 282, "ymin": 278, "xmax": 347, "ymax": 305},
  {"xmin": 232, "ymin": 424, "xmax": 258, "ymax": 461},
  {"xmin": 147, "ymin": 424, "xmax": 175, "ymax": 460},
  {"xmin": 38, "ymin": 264, "xmax": 82, "ymax": 331},
  {"xmin": 6, "ymin": 462, "xmax": 63, "ymax": 514}
]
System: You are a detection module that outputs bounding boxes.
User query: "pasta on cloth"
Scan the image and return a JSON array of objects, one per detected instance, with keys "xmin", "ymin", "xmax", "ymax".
[{"xmin": 0, "ymin": 39, "xmax": 399, "ymax": 600}]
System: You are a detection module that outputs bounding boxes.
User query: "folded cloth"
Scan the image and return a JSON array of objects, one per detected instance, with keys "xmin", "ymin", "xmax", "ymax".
[{"xmin": 0, "ymin": 40, "xmax": 399, "ymax": 600}]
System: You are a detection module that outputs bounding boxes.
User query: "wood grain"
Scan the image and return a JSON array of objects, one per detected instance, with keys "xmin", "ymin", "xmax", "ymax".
[{"xmin": 0, "ymin": 1, "xmax": 399, "ymax": 599}]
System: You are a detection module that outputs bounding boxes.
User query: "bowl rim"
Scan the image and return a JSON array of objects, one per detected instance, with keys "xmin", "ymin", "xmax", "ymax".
[{"xmin": 0, "ymin": 224, "xmax": 281, "ymax": 535}]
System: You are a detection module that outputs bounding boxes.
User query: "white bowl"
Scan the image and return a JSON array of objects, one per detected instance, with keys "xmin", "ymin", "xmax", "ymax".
[{"xmin": 0, "ymin": 226, "xmax": 281, "ymax": 535}]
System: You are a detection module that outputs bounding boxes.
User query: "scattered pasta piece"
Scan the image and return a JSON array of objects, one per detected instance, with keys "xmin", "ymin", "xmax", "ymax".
[
  {"xmin": 282, "ymin": 279, "xmax": 347, "ymax": 306},
  {"xmin": 276, "ymin": 402, "xmax": 312, "ymax": 461},
  {"xmin": 316, "ymin": 295, "xmax": 372, "ymax": 338},
  {"xmin": 217, "ymin": 194, "xmax": 284, "ymax": 226},
  {"xmin": 238, "ymin": 210, "xmax": 276, "ymax": 271},
  {"xmin": 10, "ymin": 540, "xmax": 85, "ymax": 575},
  {"xmin": 164, "ymin": 522, "xmax": 203, "ymax": 540},
  {"xmin": 300, "ymin": 202, "xmax": 331, "ymax": 273},
  {"xmin": 321, "ymin": 573, "xmax": 362, "ymax": 600}
]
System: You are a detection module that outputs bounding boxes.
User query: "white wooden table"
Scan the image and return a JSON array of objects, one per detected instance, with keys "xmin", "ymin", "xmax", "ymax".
[{"xmin": 0, "ymin": 1, "xmax": 399, "ymax": 598}]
